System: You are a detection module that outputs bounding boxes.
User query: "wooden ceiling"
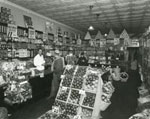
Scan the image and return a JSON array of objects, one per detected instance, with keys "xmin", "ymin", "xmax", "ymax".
[{"xmin": 7, "ymin": 0, "xmax": 150, "ymax": 34}]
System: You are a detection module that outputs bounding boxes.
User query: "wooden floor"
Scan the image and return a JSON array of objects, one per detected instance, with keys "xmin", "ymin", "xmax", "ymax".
[{"xmin": 10, "ymin": 98, "xmax": 54, "ymax": 119}]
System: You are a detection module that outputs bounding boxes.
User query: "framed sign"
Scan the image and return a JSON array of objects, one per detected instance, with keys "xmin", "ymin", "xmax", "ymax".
[
  {"xmin": 45, "ymin": 21, "xmax": 54, "ymax": 33},
  {"xmin": 7, "ymin": 24, "xmax": 17, "ymax": 37},
  {"xmin": 28, "ymin": 28, "xmax": 35, "ymax": 39}
]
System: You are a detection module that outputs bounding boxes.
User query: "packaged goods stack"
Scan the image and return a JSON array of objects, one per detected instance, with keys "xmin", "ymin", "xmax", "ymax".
[{"xmin": 129, "ymin": 29, "xmax": 150, "ymax": 119}]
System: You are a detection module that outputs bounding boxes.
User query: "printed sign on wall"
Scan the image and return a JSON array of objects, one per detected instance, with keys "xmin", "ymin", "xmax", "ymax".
[
  {"xmin": 7, "ymin": 24, "xmax": 17, "ymax": 37},
  {"xmin": 45, "ymin": 21, "xmax": 54, "ymax": 33},
  {"xmin": 28, "ymin": 28, "xmax": 35, "ymax": 39}
]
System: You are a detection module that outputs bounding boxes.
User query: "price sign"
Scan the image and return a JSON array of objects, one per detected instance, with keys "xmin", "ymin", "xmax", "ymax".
[
  {"xmin": 61, "ymin": 75, "xmax": 65, "ymax": 79},
  {"xmin": 79, "ymin": 90, "xmax": 86, "ymax": 96},
  {"xmin": 62, "ymin": 86, "xmax": 67, "ymax": 91},
  {"xmin": 73, "ymin": 115, "xmax": 81, "ymax": 119},
  {"xmin": 52, "ymin": 106, "xmax": 60, "ymax": 114},
  {"xmin": 7, "ymin": 24, "xmax": 17, "ymax": 37},
  {"xmin": 28, "ymin": 28, "xmax": 35, "ymax": 39}
]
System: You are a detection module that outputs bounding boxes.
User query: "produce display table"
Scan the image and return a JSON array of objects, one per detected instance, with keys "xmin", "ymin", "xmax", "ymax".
[
  {"xmin": 0, "ymin": 60, "xmax": 52, "ymax": 106},
  {"xmin": 38, "ymin": 65, "xmax": 115, "ymax": 119}
]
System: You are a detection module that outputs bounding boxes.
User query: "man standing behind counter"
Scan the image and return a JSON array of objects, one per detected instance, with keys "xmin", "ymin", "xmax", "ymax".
[
  {"xmin": 33, "ymin": 49, "xmax": 45, "ymax": 77},
  {"xmin": 48, "ymin": 49, "xmax": 65, "ymax": 99}
]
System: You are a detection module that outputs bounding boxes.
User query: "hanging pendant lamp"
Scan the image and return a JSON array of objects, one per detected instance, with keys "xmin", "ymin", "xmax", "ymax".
[
  {"xmin": 88, "ymin": 25, "xmax": 94, "ymax": 31},
  {"xmin": 88, "ymin": 5, "xmax": 94, "ymax": 31}
]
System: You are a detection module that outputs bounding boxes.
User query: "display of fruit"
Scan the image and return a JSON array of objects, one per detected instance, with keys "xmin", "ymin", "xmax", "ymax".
[
  {"xmin": 57, "ymin": 87, "xmax": 69, "ymax": 101},
  {"xmin": 65, "ymin": 104, "xmax": 78, "ymax": 115},
  {"xmin": 129, "ymin": 114, "xmax": 146, "ymax": 119},
  {"xmin": 71, "ymin": 76, "xmax": 83, "ymax": 89},
  {"xmin": 53, "ymin": 100, "xmax": 66, "ymax": 111},
  {"xmin": 102, "ymin": 81, "xmax": 115, "ymax": 95},
  {"xmin": 40, "ymin": 113, "xmax": 52, "ymax": 119},
  {"xmin": 75, "ymin": 66, "xmax": 87, "ymax": 77},
  {"xmin": 64, "ymin": 65, "xmax": 76, "ymax": 76},
  {"xmin": 101, "ymin": 94, "xmax": 111, "ymax": 103},
  {"xmin": 82, "ymin": 108, "xmax": 93, "ymax": 117},
  {"xmin": 68, "ymin": 90, "xmax": 81, "ymax": 104},
  {"xmin": 85, "ymin": 73, "xmax": 99, "ymax": 91},
  {"xmin": 56, "ymin": 114, "xmax": 70, "ymax": 119},
  {"xmin": 39, "ymin": 111, "xmax": 58, "ymax": 119},
  {"xmin": 62, "ymin": 75, "xmax": 73, "ymax": 87},
  {"xmin": 4, "ymin": 82, "xmax": 32, "ymax": 104},
  {"xmin": 82, "ymin": 93, "xmax": 96, "ymax": 107}
]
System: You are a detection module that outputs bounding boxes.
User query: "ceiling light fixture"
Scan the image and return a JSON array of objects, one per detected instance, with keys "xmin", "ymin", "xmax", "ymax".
[
  {"xmin": 88, "ymin": 25, "xmax": 94, "ymax": 31},
  {"xmin": 88, "ymin": 5, "xmax": 94, "ymax": 31},
  {"xmin": 104, "ymin": 33, "xmax": 107, "ymax": 37}
]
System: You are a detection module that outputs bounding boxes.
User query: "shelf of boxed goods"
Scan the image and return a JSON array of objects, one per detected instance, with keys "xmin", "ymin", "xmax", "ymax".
[
  {"xmin": 142, "ymin": 34, "xmax": 150, "ymax": 88},
  {"xmin": 129, "ymin": 34, "xmax": 150, "ymax": 119}
]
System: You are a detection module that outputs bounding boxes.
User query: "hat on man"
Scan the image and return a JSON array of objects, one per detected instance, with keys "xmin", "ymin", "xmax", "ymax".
[
  {"xmin": 46, "ymin": 52, "xmax": 52, "ymax": 57},
  {"xmin": 55, "ymin": 49, "xmax": 60, "ymax": 54}
]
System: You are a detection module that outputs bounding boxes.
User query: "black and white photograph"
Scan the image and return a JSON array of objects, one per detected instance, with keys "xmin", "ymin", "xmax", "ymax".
[{"xmin": 0, "ymin": 0, "xmax": 150, "ymax": 119}]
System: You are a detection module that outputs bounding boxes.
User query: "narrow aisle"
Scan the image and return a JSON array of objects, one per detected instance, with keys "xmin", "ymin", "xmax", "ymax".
[
  {"xmin": 101, "ymin": 70, "xmax": 141, "ymax": 119},
  {"xmin": 10, "ymin": 98, "xmax": 54, "ymax": 119}
]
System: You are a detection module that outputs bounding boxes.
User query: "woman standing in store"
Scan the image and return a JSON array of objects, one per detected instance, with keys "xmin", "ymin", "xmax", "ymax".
[
  {"xmin": 48, "ymin": 50, "xmax": 65, "ymax": 99},
  {"xmin": 77, "ymin": 52, "xmax": 88, "ymax": 66},
  {"xmin": 65, "ymin": 48, "xmax": 76, "ymax": 65}
]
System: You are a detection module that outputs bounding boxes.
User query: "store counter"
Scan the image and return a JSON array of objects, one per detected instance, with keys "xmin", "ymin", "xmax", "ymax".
[{"xmin": 29, "ymin": 65, "xmax": 53, "ymax": 100}]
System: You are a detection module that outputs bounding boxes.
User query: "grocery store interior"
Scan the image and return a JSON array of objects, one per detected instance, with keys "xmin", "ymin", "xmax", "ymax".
[{"xmin": 0, "ymin": 0, "xmax": 150, "ymax": 119}]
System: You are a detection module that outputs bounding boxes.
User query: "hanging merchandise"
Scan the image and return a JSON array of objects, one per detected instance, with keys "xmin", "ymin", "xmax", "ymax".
[
  {"xmin": 95, "ymin": 31, "xmax": 104, "ymax": 40},
  {"xmin": 89, "ymin": 39, "xmax": 95, "ymax": 47},
  {"xmin": 106, "ymin": 29, "xmax": 115, "ymax": 47},
  {"xmin": 83, "ymin": 31, "xmax": 91, "ymax": 46},
  {"xmin": 39, "ymin": 66, "xmax": 115, "ymax": 119},
  {"xmin": 114, "ymin": 38, "xmax": 120, "ymax": 45},
  {"xmin": 120, "ymin": 29, "xmax": 131, "ymax": 46},
  {"xmin": 95, "ymin": 31, "xmax": 103, "ymax": 47},
  {"xmin": 77, "ymin": 34, "xmax": 82, "ymax": 45},
  {"xmin": 84, "ymin": 31, "xmax": 91, "ymax": 40},
  {"xmin": 100, "ymin": 39, "xmax": 106, "ymax": 47},
  {"xmin": 120, "ymin": 29, "xmax": 130, "ymax": 39},
  {"xmin": 107, "ymin": 29, "xmax": 116, "ymax": 39}
]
